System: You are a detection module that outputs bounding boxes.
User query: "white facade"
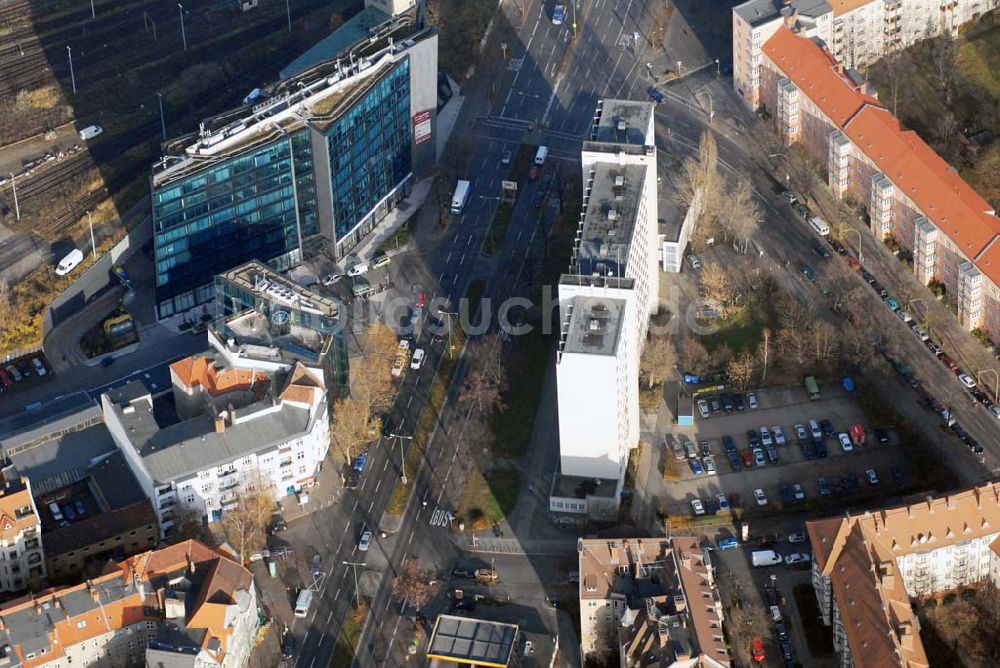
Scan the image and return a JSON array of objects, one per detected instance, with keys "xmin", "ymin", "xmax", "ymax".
[
  {"xmin": 364, "ymin": 0, "xmax": 415, "ymax": 14},
  {"xmin": 0, "ymin": 471, "xmax": 45, "ymax": 593},
  {"xmin": 103, "ymin": 359, "xmax": 329, "ymax": 538},
  {"xmin": 555, "ymin": 100, "xmax": 660, "ymax": 489}
]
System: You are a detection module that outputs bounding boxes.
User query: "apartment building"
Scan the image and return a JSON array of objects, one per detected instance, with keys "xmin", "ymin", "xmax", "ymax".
[
  {"xmin": 0, "ymin": 539, "xmax": 255, "ymax": 667},
  {"xmin": 807, "ymin": 481, "xmax": 1000, "ymax": 667},
  {"xmin": 150, "ymin": 7, "xmax": 437, "ymax": 319},
  {"xmin": 577, "ymin": 537, "xmax": 730, "ymax": 666},
  {"xmin": 0, "ymin": 465, "xmax": 44, "ymax": 593},
  {"xmin": 553, "ymin": 101, "xmax": 659, "ymax": 499},
  {"xmin": 102, "ymin": 351, "xmax": 329, "ymax": 537},
  {"xmin": 733, "ymin": 0, "xmax": 996, "ymax": 109},
  {"xmin": 760, "ymin": 25, "xmax": 1000, "ymax": 343}
]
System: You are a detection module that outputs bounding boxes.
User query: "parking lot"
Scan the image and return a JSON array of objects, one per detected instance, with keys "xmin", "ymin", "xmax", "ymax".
[{"xmin": 652, "ymin": 382, "xmax": 915, "ymax": 517}]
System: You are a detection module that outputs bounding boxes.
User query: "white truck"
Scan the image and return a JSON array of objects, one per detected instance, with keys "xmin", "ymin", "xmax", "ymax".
[{"xmin": 451, "ymin": 180, "xmax": 471, "ymax": 215}]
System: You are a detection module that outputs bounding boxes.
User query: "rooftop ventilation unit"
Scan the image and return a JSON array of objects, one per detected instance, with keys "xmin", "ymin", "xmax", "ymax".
[
  {"xmin": 607, "ymin": 208, "xmax": 618, "ymax": 221},
  {"xmin": 589, "ymin": 318, "xmax": 601, "ymax": 331},
  {"xmin": 617, "ymin": 118, "xmax": 627, "ymax": 132},
  {"xmin": 614, "ymin": 174, "xmax": 625, "ymax": 187}
]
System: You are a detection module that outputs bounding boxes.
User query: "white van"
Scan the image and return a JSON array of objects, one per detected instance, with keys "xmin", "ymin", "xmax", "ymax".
[
  {"xmin": 78, "ymin": 125, "xmax": 103, "ymax": 140},
  {"xmin": 751, "ymin": 550, "xmax": 782, "ymax": 567},
  {"xmin": 48, "ymin": 502, "xmax": 64, "ymax": 523},
  {"xmin": 808, "ymin": 217, "xmax": 830, "ymax": 236},
  {"xmin": 534, "ymin": 146, "xmax": 548, "ymax": 165},
  {"xmin": 55, "ymin": 249, "xmax": 84, "ymax": 276},
  {"xmin": 347, "ymin": 262, "xmax": 369, "ymax": 277},
  {"xmin": 293, "ymin": 589, "xmax": 313, "ymax": 618}
]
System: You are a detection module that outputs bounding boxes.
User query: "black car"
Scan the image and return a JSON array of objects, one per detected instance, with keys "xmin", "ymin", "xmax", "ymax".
[
  {"xmin": 733, "ymin": 394, "xmax": 745, "ymax": 411},
  {"xmin": 829, "ymin": 239, "xmax": 847, "ymax": 255},
  {"xmin": 269, "ymin": 517, "xmax": 287, "ymax": 534},
  {"xmin": 721, "ymin": 395, "xmax": 734, "ymax": 412},
  {"xmin": 746, "ymin": 430, "xmax": 760, "ymax": 448},
  {"xmin": 820, "ymin": 419, "xmax": 835, "ymax": 436},
  {"xmin": 282, "ymin": 634, "xmax": 296, "ymax": 658},
  {"xmin": 345, "ymin": 472, "xmax": 361, "ymax": 490},
  {"xmin": 861, "ymin": 270, "xmax": 876, "ymax": 284},
  {"xmin": 814, "ymin": 438, "xmax": 828, "ymax": 458},
  {"xmin": 452, "ymin": 568, "xmax": 474, "ymax": 579},
  {"xmin": 874, "ymin": 428, "xmax": 890, "ymax": 444},
  {"xmin": 812, "ymin": 244, "xmax": 831, "ymax": 259},
  {"xmin": 801, "ymin": 439, "xmax": 816, "ymax": 460},
  {"xmin": 781, "ymin": 641, "xmax": 795, "ymax": 661},
  {"xmin": 775, "ymin": 623, "xmax": 789, "ymax": 642},
  {"xmin": 709, "ymin": 397, "xmax": 722, "ymax": 413}
]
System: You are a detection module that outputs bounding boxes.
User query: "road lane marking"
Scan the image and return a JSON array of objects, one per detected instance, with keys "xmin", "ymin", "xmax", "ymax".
[
  {"xmin": 408, "ymin": 530, "xmax": 414, "ymax": 545},
  {"xmin": 334, "ymin": 588, "xmax": 341, "ymax": 600},
  {"xmin": 375, "ymin": 479, "xmax": 381, "ymax": 492},
  {"xmin": 353, "ymin": 499, "xmax": 359, "ymax": 511},
  {"xmin": 446, "ymin": 251, "xmax": 452, "ymax": 263},
  {"xmin": 369, "ymin": 499, "xmax": 374, "ymax": 511},
  {"xmin": 383, "ymin": 459, "xmax": 389, "ymax": 471}
]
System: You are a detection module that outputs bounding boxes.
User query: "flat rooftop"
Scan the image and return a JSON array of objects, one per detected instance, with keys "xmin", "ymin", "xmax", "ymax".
[
  {"xmin": 427, "ymin": 615, "xmax": 517, "ymax": 666},
  {"xmin": 561, "ymin": 296, "xmax": 625, "ymax": 356},
  {"xmin": 589, "ymin": 99, "xmax": 654, "ymax": 146},
  {"xmin": 217, "ymin": 259, "xmax": 340, "ymax": 319},
  {"xmin": 552, "ymin": 472, "xmax": 619, "ymax": 500},
  {"xmin": 575, "ymin": 163, "xmax": 647, "ymax": 277},
  {"xmin": 210, "ymin": 315, "xmax": 333, "ymax": 367},
  {"xmin": 9, "ymin": 423, "xmax": 117, "ymax": 498},
  {"xmin": 280, "ymin": 5, "xmax": 393, "ymax": 79},
  {"xmin": 106, "ymin": 381, "xmax": 317, "ymax": 484},
  {"xmin": 734, "ymin": 0, "xmax": 831, "ymax": 26}
]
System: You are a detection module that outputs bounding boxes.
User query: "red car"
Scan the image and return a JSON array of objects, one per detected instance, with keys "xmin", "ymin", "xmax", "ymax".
[
  {"xmin": 0, "ymin": 369, "xmax": 11, "ymax": 387},
  {"xmin": 751, "ymin": 637, "xmax": 766, "ymax": 663},
  {"xmin": 528, "ymin": 165, "xmax": 541, "ymax": 180},
  {"xmin": 846, "ymin": 256, "xmax": 861, "ymax": 270},
  {"xmin": 415, "ymin": 291, "xmax": 426, "ymax": 308},
  {"xmin": 739, "ymin": 449, "xmax": 754, "ymax": 468},
  {"xmin": 941, "ymin": 356, "xmax": 959, "ymax": 371}
]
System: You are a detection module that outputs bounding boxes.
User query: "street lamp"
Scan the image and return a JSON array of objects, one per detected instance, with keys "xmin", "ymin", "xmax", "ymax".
[
  {"xmin": 694, "ymin": 90, "xmax": 714, "ymax": 123},
  {"xmin": 178, "ymin": 3, "xmax": 187, "ymax": 51},
  {"xmin": 440, "ymin": 309, "xmax": 459, "ymax": 359},
  {"xmin": 342, "ymin": 561, "xmax": 365, "ymax": 608},
  {"xmin": 838, "ymin": 223, "xmax": 863, "ymax": 262},
  {"xmin": 156, "ymin": 92, "xmax": 166, "ymax": 141},
  {"xmin": 86, "ymin": 210, "xmax": 96, "ymax": 257},
  {"xmin": 9, "ymin": 172, "xmax": 19, "ymax": 220},
  {"xmin": 978, "ymin": 369, "xmax": 999, "ymax": 403},
  {"xmin": 715, "ymin": 58, "xmax": 720, "ymax": 77},
  {"xmin": 285, "ymin": 0, "xmax": 291, "ymax": 32},
  {"xmin": 66, "ymin": 46, "xmax": 76, "ymax": 94},
  {"xmin": 388, "ymin": 432, "xmax": 413, "ymax": 484}
]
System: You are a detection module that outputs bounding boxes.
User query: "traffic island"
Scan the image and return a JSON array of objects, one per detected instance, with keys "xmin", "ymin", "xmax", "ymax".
[{"xmin": 330, "ymin": 598, "xmax": 371, "ymax": 668}]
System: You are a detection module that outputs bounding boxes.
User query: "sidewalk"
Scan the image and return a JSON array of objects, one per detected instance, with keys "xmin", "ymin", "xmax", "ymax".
[{"xmin": 274, "ymin": 454, "xmax": 344, "ymax": 524}]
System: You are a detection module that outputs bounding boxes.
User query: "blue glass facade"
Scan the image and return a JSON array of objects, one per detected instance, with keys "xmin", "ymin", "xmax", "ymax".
[
  {"xmin": 327, "ymin": 58, "xmax": 411, "ymax": 244},
  {"xmin": 152, "ymin": 129, "xmax": 314, "ymax": 319}
]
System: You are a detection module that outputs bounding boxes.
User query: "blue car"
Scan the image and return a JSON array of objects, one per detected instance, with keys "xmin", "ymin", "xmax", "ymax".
[
  {"xmin": 691, "ymin": 459, "xmax": 704, "ymax": 476},
  {"xmin": 647, "ymin": 87, "xmax": 666, "ymax": 104},
  {"xmin": 727, "ymin": 451, "xmax": 742, "ymax": 472},
  {"xmin": 718, "ymin": 537, "xmax": 739, "ymax": 550},
  {"xmin": 353, "ymin": 451, "xmax": 368, "ymax": 473}
]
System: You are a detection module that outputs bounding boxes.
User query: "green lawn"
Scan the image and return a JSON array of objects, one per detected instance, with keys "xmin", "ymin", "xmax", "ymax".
[
  {"xmin": 459, "ymin": 468, "xmax": 523, "ymax": 531},
  {"xmin": 701, "ymin": 293, "xmax": 778, "ymax": 354},
  {"xmin": 490, "ymin": 327, "xmax": 550, "ymax": 457}
]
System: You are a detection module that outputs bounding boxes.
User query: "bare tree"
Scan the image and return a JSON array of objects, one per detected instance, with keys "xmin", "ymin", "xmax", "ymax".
[
  {"xmin": 759, "ymin": 328, "xmax": 772, "ymax": 385},
  {"xmin": 722, "ymin": 177, "xmax": 761, "ymax": 254},
  {"xmin": 220, "ymin": 474, "xmax": 275, "ymax": 565},
  {"xmin": 726, "ymin": 352, "xmax": 757, "ymax": 390},
  {"xmin": 641, "ymin": 335, "xmax": 677, "ymax": 389},
  {"xmin": 680, "ymin": 335, "xmax": 711, "ymax": 372},
  {"xmin": 673, "ymin": 131, "xmax": 723, "ymax": 236},
  {"xmin": 351, "ymin": 322, "xmax": 400, "ymax": 426},
  {"xmin": 329, "ymin": 396, "xmax": 371, "ymax": 463},
  {"xmin": 392, "ymin": 556, "xmax": 440, "ymax": 610},
  {"xmin": 700, "ymin": 261, "xmax": 734, "ymax": 310},
  {"xmin": 459, "ymin": 334, "xmax": 507, "ymax": 417}
]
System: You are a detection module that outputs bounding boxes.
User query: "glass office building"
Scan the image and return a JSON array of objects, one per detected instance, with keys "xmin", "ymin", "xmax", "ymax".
[
  {"xmin": 326, "ymin": 58, "xmax": 412, "ymax": 250},
  {"xmin": 152, "ymin": 130, "xmax": 316, "ymax": 319}
]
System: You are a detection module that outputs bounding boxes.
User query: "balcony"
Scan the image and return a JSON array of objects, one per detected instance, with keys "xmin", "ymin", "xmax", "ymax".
[{"xmin": 217, "ymin": 469, "xmax": 237, "ymax": 479}]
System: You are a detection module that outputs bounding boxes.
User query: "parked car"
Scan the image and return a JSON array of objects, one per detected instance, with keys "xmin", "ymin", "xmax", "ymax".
[
  {"xmin": 958, "ymin": 372, "xmax": 977, "ymax": 389},
  {"xmin": 775, "ymin": 623, "xmax": 789, "ymax": 642},
  {"xmin": 818, "ymin": 476, "xmax": 831, "ymax": 496},
  {"xmin": 753, "ymin": 448, "xmax": 766, "ymax": 467},
  {"xmin": 820, "ymin": 419, "xmax": 834, "ymax": 436},
  {"xmin": 718, "ymin": 536, "xmax": 739, "ymax": 550},
  {"xmin": 837, "ymin": 432, "xmax": 854, "ymax": 452},
  {"xmin": 32, "ymin": 358, "xmax": 47, "ymax": 376},
  {"xmin": 751, "ymin": 637, "xmax": 766, "ymax": 663},
  {"xmin": 717, "ymin": 494, "xmax": 730, "ymax": 511},
  {"xmin": 772, "ymin": 426, "xmax": 786, "ymax": 445},
  {"xmin": 754, "ymin": 488, "xmax": 768, "ymax": 506},
  {"xmin": 780, "ymin": 483, "xmax": 793, "ymax": 505},
  {"xmin": 709, "ymin": 397, "xmax": 722, "ymax": 413},
  {"xmin": 785, "ymin": 553, "xmax": 810, "ymax": 567},
  {"xmin": 874, "ymin": 428, "xmax": 890, "ymax": 444},
  {"xmin": 733, "ymin": 393, "xmax": 746, "ymax": 411},
  {"xmin": 760, "ymin": 427, "xmax": 772, "ymax": 446},
  {"xmin": 766, "ymin": 446, "xmax": 779, "ymax": 463},
  {"xmin": 746, "ymin": 430, "xmax": 760, "ymax": 448},
  {"xmin": 740, "ymin": 448, "xmax": 754, "ymax": 468},
  {"xmin": 697, "ymin": 399, "xmax": 709, "ymax": 419},
  {"xmin": 814, "ymin": 438, "xmax": 828, "ymax": 458},
  {"xmin": 809, "ymin": 420, "xmax": 822, "ymax": 440},
  {"xmin": 801, "ymin": 439, "xmax": 816, "ymax": 460},
  {"xmin": 747, "ymin": 392, "xmax": 758, "ymax": 409},
  {"xmin": 721, "ymin": 395, "xmax": 734, "ymax": 412},
  {"xmin": 794, "ymin": 424, "xmax": 808, "ymax": 441},
  {"xmin": 792, "ymin": 484, "xmax": 806, "ymax": 502},
  {"xmin": 691, "ymin": 499, "xmax": 705, "ymax": 515},
  {"xmin": 865, "ymin": 468, "xmax": 880, "ymax": 486},
  {"xmin": 703, "ymin": 456, "xmax": 716, "ymax": 475},
  {"xmin": 690, "ymin": 459, "xmax": 705, "ymax": 476},
  {"xmin": 926, "ymin": 341, "xmax": 943, "ymax": 356},
  {"xmin": 700, "ymin": 441, "xmax": 711, "ymax": 458}
]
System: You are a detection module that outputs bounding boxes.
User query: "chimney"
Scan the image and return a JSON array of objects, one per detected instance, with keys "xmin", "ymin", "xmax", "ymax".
[
  {"xmin": 227, "ymin": 402, "xmax": 236, "ymax": 426},
  {"xmin": 214, "ymin": 412, "xmax": 227, "ymax": 433},
  {"xmin": 188, "ymin": 553, "xmax": 197, "ymax": 575},
  {"xmin": 88, "ymin": 581, "xmax": 99, "ymax": 603}
]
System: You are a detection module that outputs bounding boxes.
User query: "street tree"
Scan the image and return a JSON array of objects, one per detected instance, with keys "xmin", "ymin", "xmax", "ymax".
[
  {"xmin": 680, "ymin": 335, "xmax": 711, "ymax": 373},
  {"xmin": 641, "ymin": 334, "xmax": 676, "ymax": 389},
  {"xmin": 673, "ymin": 131, "xmax": 723, "ymax": 236},
  {"xmin": 329, "ymin": 396, "xmax": 371, "ymax": 463},
  {"xmin": 351, "ymin": 322, "xmax": 399, "ymax": 425},
  {"xmin": 392, "ymin": 556, "xmax": 440, "ymax": 610},
  {"xmin": 722, "ymin": 177, "xmax": 761, "ymax": 254},
  {"xmin": 459, "ymin": 334, "xmax": 507, "ymax": 417},
  {"xmin": 220, "ymin": 474, "xmax": 274, "ymax": 565},
  {"xmin": 758, "ymin": 327, "xmax": 772, "ymax": 385}
]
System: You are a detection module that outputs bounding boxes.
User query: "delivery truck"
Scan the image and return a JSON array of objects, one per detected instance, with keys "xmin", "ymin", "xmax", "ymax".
[{"xmin": 451, "ymin": 180, "xmax": 471, "ymax": 215}]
